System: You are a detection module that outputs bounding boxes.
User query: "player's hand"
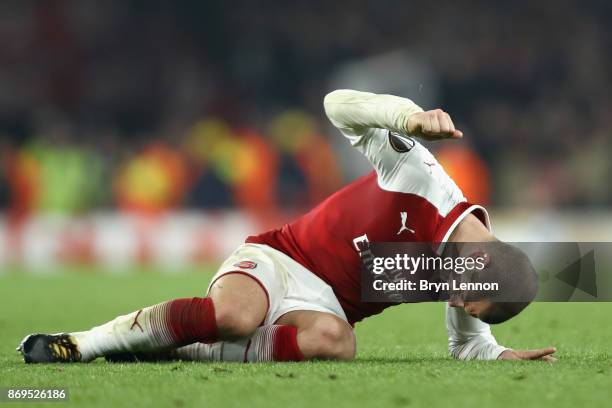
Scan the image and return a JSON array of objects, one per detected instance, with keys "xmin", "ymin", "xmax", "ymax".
[
  {"xmin": 498, "ymin": 347, "xmax": 557, "ymax": 362},
  {"xmin": 405, "ymin": 109, "xmax": 463, "ymax": 140}
]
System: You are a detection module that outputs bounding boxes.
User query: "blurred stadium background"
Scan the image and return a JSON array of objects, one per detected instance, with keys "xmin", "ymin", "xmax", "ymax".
[{"xmin": 0, "ymin": 0, "xmax": 611, "ymax": 273}]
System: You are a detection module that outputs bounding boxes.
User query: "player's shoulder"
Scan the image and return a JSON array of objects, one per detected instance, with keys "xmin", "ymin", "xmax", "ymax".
[
  {"xmin": 376, "ymin": 132, "xmax": 466, "ymax": 215},
  {"xmin": 372, "ymin": 130, "xmax": 437, "ymax": 175},
  {"xmin": 388, "ymin": 131, "xmax": 417, "ymax": 153}
]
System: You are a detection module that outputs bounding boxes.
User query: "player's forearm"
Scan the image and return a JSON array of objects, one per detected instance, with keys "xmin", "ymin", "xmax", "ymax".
[
  {"xmin": 323, "ymin": 89, "xmax": 424, "ymax": 140},
  {"xmin": 446, "ymin": 304, "xmax": 508, "ymax": 361},
  {"xmin": 448, "ymin": 336, "xmax": 508, "ymax": 361}
]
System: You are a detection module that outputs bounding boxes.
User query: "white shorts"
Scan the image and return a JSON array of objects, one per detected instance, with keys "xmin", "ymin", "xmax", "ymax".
[{"xmin": 207, "ymin": 243, "xmax": 348, "ymax": 325}]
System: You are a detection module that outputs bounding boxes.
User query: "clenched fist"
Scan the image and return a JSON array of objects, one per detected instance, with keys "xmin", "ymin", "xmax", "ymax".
[{"xmin": 405, "ymin": 109, "xmax": 463, "ymax": 140}]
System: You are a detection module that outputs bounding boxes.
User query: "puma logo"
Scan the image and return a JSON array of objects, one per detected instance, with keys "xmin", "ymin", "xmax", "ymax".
[
  {"xmin": 397, "ymin": 212, "xmax": 415, "ymax": 235},
  {"xmin": 130, "ymin": 309, "xmax": 144, "ymax": 332},
  {"xmin": 424, "ymin": 161, "xmax": 436, "ymax": 175}
]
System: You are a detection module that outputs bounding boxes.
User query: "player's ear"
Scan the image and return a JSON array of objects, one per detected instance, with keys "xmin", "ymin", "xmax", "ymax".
[{"xmin": 468, "ymin": 251, "xmax": 490, "ymax": 267}]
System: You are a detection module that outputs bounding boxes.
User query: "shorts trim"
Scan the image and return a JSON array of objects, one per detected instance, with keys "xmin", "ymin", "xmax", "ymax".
[
  {"xmin": 207, "ymin": 270, "xmax": 270, "ymax": 327},
  {"xmin": 271, "ymin": 304, "xmax": 348, "ymax": 325}
]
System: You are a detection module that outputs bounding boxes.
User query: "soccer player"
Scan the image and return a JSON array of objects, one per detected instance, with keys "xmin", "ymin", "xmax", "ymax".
[{"xmin": 18, "ymin": 90, "xmax": 556, "ymax": 364}]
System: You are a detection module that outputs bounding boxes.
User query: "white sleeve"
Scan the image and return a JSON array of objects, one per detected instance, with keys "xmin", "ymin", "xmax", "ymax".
[
  {"xmin": 446, "ymin": 303, "xmax": 509, "ymax": 360},
  {"xmin": 323, "ymin": 89, "xmax": 428, "ymax": 180},
  {"xmin": 323, "ymin": 89, "xmax": 466, "ymax": 213},
  {"xmin": 323, "ymin": 89, "xmax": 424, "ymax": 145}
]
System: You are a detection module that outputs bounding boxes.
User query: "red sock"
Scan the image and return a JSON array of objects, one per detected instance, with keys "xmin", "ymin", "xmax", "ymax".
[
  {"xmin": 271, "ymin": 325, "xmax": 304, "ymax": 361},
  {"xmin": 166, "ymin": 297, "xmax": 218, "ymax": 345}
]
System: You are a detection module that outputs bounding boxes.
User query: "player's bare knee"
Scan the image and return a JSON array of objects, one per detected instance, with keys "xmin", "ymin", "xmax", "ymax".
[
  {"xmin": 213, "ymin": 303, "xmax": 259, "ymax": 339},
  {"xmin": 208, "ymin": 274, "xmax": 267, "ymax": 339}
]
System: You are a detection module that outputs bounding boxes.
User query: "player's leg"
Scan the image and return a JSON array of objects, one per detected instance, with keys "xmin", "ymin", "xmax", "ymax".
[
  {"xmin": 174, "ymin": 243, "xmax": 356, "ymax": 362},
  {"xmin": 167, "ymin": 248, "xmax": 356, "ymax": 363},
  {"xmin": 18, "ymin": 273, "xmax": 268, "ymax": 363},
  {"xmin": 171, "ymin": 310, "xmax": 355, "ymax": 362},
  {"xmin": 277, "ymin": 310, "xmax": 356, "ymax": 360},
  {"xmin": 208, "ymin": 273, "xmax": 268, "ymax": 339}
]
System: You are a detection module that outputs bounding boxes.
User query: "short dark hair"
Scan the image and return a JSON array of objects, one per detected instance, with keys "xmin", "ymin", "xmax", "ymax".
[
  {"xmin": 466, "ymin": 242, "xmax": 539, "ymax": 324},
  {"xmin": 479, "ymin": 301, "xmax": 531, "ymax": 324}
]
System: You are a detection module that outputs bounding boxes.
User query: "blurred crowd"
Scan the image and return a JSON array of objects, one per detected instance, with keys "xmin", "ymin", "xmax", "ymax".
[
  {"xmin": 1, "ymin": 0, "xmax": 611, "ymax": 217},
  {"xmin": 1, "ymin": 113, "xmax": 342, "ymax": 217}
]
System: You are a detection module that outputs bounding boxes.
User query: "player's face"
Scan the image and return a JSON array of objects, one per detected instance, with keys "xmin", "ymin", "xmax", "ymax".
[
  {"xmin": 464, "ymin": 300, "xmax": 492, "ymax": 319},
  {"xmin": 449, "ymin": 297, "xmax": 492, "ymax": 319}
]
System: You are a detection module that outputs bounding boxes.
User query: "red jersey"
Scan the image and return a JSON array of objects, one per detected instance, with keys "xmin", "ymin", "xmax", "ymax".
[
  {"xmin": 247, "ymin": 90, "xmax": 506, "ymax": 360},
  {"xmin": 249, "ymin": 90, "xmax": 490, "ymax": 324},
  {"xmin": 248, "ymin": 148, "xmax": 488, "ymax": 324}
]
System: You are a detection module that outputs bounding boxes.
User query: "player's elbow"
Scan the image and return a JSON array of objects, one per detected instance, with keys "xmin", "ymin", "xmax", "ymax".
[
  {"xmin": 323, "ymin": 91, "xmax": 339, "ymax": 116},
  {"xmin": 323, "ymin": 90, "xmax": 352, "ymax": 121},
  {"xmin": 323, "ymin": 89, "xmax": 350, "ymax": 106}
]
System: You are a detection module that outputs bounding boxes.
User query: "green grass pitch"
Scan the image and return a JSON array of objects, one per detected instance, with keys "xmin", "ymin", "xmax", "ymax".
[{"xmin": 0, "ymin": 270, "xmax": 610, "ymax": 408}]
